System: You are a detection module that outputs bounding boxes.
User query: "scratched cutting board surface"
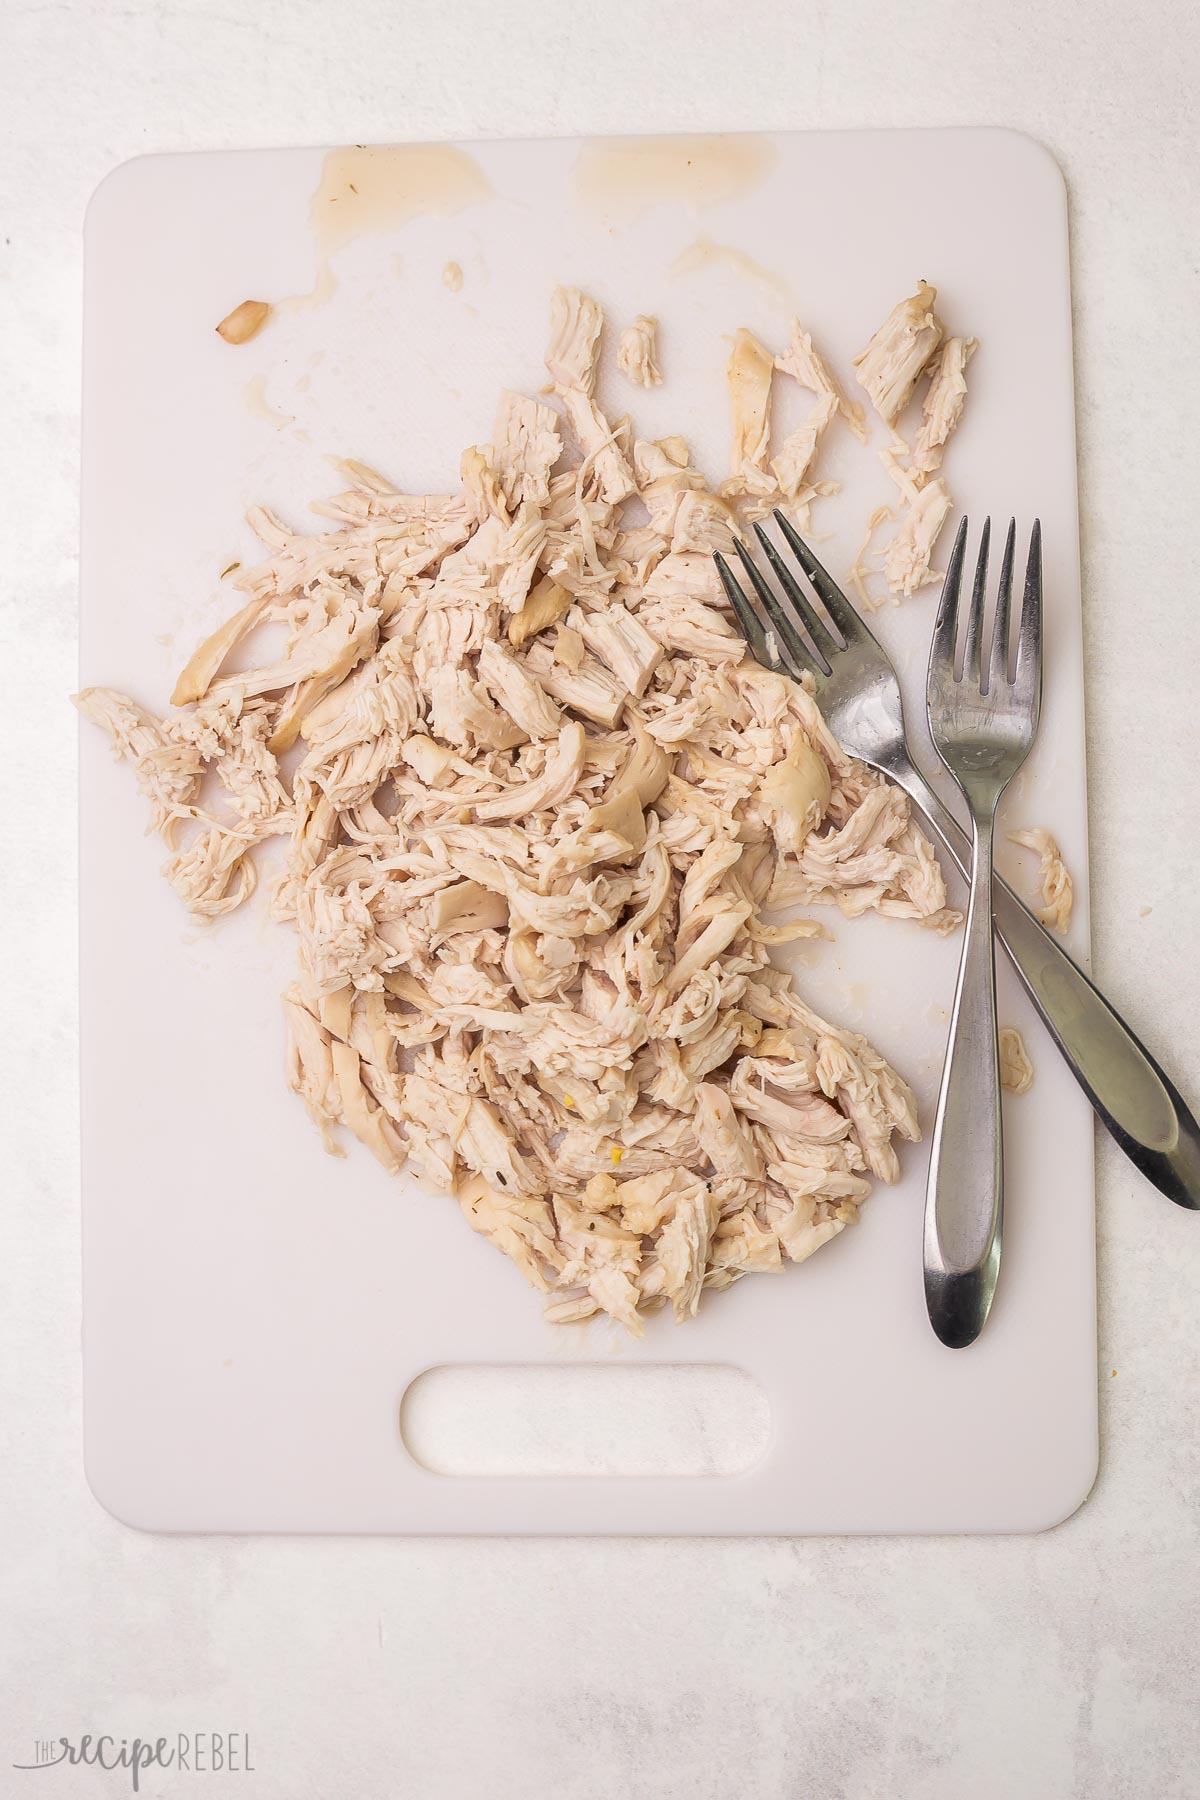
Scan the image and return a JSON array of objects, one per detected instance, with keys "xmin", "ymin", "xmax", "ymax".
[{"xmin": 80, "ymin": 129, "xmax": 1097, "ymax": 1534}]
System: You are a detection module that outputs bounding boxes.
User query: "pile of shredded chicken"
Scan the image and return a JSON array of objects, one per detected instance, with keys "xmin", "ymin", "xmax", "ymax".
[{"xmin": 76, "ymin": 286, "xmax": 958, "ymax": 1333}]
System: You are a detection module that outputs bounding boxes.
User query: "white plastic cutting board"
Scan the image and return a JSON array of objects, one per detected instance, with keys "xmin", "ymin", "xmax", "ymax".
[{"xmin": 80, "ymin": 129, "xmax": 1097, "ymax": 1534}]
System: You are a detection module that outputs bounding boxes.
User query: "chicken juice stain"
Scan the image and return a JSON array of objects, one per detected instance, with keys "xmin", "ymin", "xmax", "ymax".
[
  {"xmin": 311, "ymin": 145, "xmax": 491, "ymax": 262},
  {"xmin": 276, "ymin": 146, "xmax": 491, "ymax": 313},
  {"xmin": 669, "ymin": 235, "xmax": 793, "ymax": 308},
  {"xmin": 572, "ymin": 135, "xmax": 775, "ymax": 216},
  {"xmin": 243, "ymin": 373, "xmax": 294, "ymax": 429},
  {"xmin": 276, "ymin": 259, "xmax": 338, "ymax": 315}
]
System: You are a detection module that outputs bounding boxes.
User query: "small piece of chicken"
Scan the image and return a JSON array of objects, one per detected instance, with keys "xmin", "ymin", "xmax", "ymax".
[
  {"xmin": 771, "ymin": 318, "xmax": 866, "ymax": 498},
  {"xmin": 171, "ymin": 593, "xmax": 271, "ymax": 707},
  {"xmin": 911, "ymin": 336, "xmax": 977, "ymax": 481},
  {"xmin": 853, "ymin": 281, "xmax": 944, "ymax": 425},
  {"xmin": 558, "ymin": 388, "xmax": 638, "ymax": 505},
  {"xmin": 476, "ymin": 638, "xmax": 563, "ymax": 740},
  {"xmin": 776, "ymin": 319, "xmax": 864, "ymax": 438},
  {"xmin": 1008, "ymin": 828, "xmax": 1074, "ymax": 932},
  {"xmin": 883, "ymin": 478, "xmax": 952, "ymax": 597},
  {"xmin": 523, "ymin": 642, "xmax": 628, "ymax": 727},
  {"xmin": 693, "ymin": 1083, "xmax": 763, "ymax": 1178},
  {"xmin": 213, "ymin": 606, "xmax": 380, "ymax": 707},
  {"xmin": 283, "ymin": 988, "xmax": 341, "ymax": 1151},
  {"xmin": 508, "ymin": 575, "xmax": 572, "ymax": 649},
  {"xmin": 458, "ymin": 1173, "xmax": 564, "ymax": 1291},
  {"xmin": 617, "ymin": 315, "xmax": 663, "ymax": 388},
  {"xmin": 724, "ymin": 328, "xmax": 774, "ymax": 491},
  {"xmin": 165, "ymin": 819, "xmax": 278, "ymax": 917},
  {"xmin": 492, "ymin": 390, "xmax": 563, "ymax": 507},
  {"xmin": 74, "ymin": 686, "xmax": 203, "ymax": 845},
  {"xmin": 544, "ymin": 285, "xmax": 604, "ymax": 394},
  {"xmin": 656, "ymin": 1184, "xmax": 721, "ymax": 1322},
  {"xmin": 330, "ymin": 1038, "xmax": 408, "ymax": 1173},
  {"xmin": 471, "ymin": 720, "xmax": 586, "ymax": 822},
  {"xmin": 758, "ymin": 731, "xmax": 833, "ymax": 853},
  {"xmin": 776, "ymin": 1198, "xmax": 847, "ymax": 1265},
  {"xmin": 544, "ymin": 290, "xmax": 637, "ymax": 504},
  {"xmin": 574, "ymin": 603, "xmax": 662, "ymax": 698},
  {"xmin": 999, "ymin": 1027, "xmax": 1034, "ymax": 1094},
  {"xmin": 634, "ymin": 436, "xmax": 707, "ymax": 538},
  {"xmin": 669, "ymin": 489, "xmax": 739, "ymax": 557}
]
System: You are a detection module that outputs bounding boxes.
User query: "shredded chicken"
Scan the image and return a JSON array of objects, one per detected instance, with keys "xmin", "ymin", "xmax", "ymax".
[
  {"xmin": 853, "ymin": 281, "xmax": 943, "ymax": 426},
  {"xmin": 76, "ymin": 286, "xmax": 954, "ymax": 1333},
  {"xmin": 848, "ymin": 505, "xmax": 893, "ymax": 612},
  {"xmin": 883, "ymin": 478, "xmax": 952, "ymax": 598},
  {"xmin": 1008, "ymin": 828, "xmax": 1074, "ymax": 932},
  {"xmin": 722, "ymin": 328, "xmax": 775, "ymax": 500},
  {"xmin": 850, "ymin": 286, "xmax": 974, "ymax": 602},
  {"xmin": 999, "ymin": 1026, "xmax": 1034, "ymax": 1094},
  {"xmin": 912, "ymin": 336, "xmax": 977, "ymax": 480},
  {"xmin": 717, "ymin": 317, "xmax": 859, "ymax": 531},
  {"xmin": 617, "ymin": 316, "xmax": 663, "ymax": 388}
]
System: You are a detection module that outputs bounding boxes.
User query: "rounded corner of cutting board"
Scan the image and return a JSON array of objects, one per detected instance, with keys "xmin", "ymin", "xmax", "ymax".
[
  {"xmin": 971, "ymin": 126, "xmax": 1069, "ymax": 212},
  {"xmin": 83, "ymin": 152, "xmax": 165, "ymax": 243},
  {"xmin": 1020, "ymin": 1442, "xmax": 1100, "ymax": 1536},
  {"xmin": 83, "ymin": 1436, "xmax": 169, "ymax": 1537}
]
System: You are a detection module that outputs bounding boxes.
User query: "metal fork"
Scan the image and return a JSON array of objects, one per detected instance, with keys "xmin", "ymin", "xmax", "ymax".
[
  {"xmin": 714, "ymin": 511, "xmax": 1200, "ymax": 1220},
  {"xmin": 923, "ymin": 519, "xmax": 1040, "ymax": 1345}
]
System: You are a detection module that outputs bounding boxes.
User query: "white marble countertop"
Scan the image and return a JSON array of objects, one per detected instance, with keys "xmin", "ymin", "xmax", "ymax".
[{"xmin": 2, "ymin": 1, "xmax": 1198, "ymax": 1794}]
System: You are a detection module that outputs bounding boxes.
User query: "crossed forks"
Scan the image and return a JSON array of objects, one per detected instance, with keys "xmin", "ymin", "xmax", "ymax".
[{"xmin": 716, "ymin": 512, "xmax": 1200, "ymax": 1343}]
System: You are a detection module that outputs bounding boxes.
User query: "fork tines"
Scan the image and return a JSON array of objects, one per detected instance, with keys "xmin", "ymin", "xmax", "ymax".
[
  {"xmin": 714, "ymin": 512, "xmax": 873, "ymax": 685},
  {"xmin": 931, "ymin": 516, "xmax": 1042, "ymax": 704},
  {"xmin": 715, "ymin": 509, "xmax": 1042, "ymax": 714}
]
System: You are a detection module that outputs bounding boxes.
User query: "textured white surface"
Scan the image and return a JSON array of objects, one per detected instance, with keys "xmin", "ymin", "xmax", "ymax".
[
  {"xmin": 79, "ymin": 130, "xmax": 1095, "ymax": 1537},
  {"xmin": 2, "ymin": 0, "xmax": 1199, "ymax": 1791}
]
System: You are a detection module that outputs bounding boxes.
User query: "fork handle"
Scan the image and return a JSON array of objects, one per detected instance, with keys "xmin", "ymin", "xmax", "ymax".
[
  {"xmin": 924, "ymin": 807, "xmax": 1003, "ymax": 1347},
  {"xmin": 900, "ymin": 764, "xmax": 1200, "ymax": 1211}
]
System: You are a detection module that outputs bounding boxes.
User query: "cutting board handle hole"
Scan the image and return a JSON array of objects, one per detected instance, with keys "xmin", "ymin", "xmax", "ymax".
[{"xmin": 399, "ymin": 1364, "xmax": 771, "ymax": 1478}]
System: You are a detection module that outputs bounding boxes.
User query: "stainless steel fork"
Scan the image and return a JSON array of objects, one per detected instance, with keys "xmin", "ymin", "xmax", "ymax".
[
  {"xmin": 924, "ymin": 518, "xmax": 1040, "ymax": 1346},
  {"xmin": 714, "ymin": 510, "xmax": 1200, "ymax": 1215}
]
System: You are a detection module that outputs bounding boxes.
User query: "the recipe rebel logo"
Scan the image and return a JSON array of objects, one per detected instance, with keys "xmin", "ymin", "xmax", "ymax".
[{"xmin": 13, "ymin": 1733, "xmax": 255, "ymax": 1790}]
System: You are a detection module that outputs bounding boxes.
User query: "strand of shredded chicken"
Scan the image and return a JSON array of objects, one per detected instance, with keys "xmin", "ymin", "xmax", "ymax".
[
  {"xmin": 76, "ymin": 286, "xmax": 954, "ymax": 1333},
  {"xmin": 1008, "ymin": 828, "xmax": 1074, "ymax": 932},
  {"xmin": 717, "ymin": 317, "xmax": 862, "ymax": 530},
  {"xmin": 848, "ymin": 505, "xmax": 894, "ymax": 613}
]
